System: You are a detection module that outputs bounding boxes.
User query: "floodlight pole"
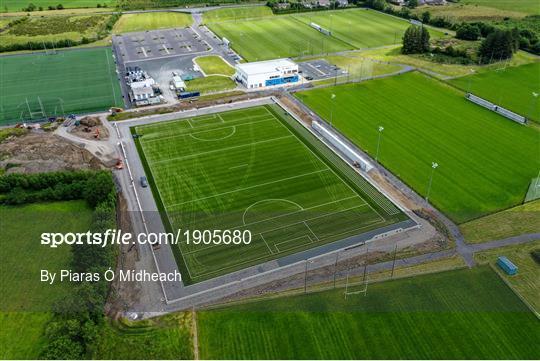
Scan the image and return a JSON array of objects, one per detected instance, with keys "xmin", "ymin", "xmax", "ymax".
[
  {"xmin": 304, "ymin": 259, "xmax": 309, "ymax": 293},
  {"xmin": 530, "ymin": 92, "xmax": 539, "ymax": 121},
  {"xmin": 375, "ymin": 126, "xmax": 384, "ymax": 162},
  {"xmin": 467, "ymin": 69, "xmax": 475, "ymax": 93},
  {"xmin": 425, "ymin": 162, "xmax": 439, "ymax": 202},
  {"xmin": 330, "ymin": 94, "xmax": 336, "ymax": 127},
  {"xmin": 333, "ymin": 251, "xmax": 339, "ymax": 288}
]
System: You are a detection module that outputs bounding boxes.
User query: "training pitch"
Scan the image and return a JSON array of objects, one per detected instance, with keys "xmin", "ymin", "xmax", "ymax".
[
  {"xmin": 133, "ymin": 105, "xmax": 406, "ymax": 283},
  {"xmin": 207, "ymin": 15, "xmax": 352, "ymax": 61},
  {"xmin": 198, "ymin": 266, "xmax": 540, "ymax": 359},
  {"xmin": 298, "ymin": 71, "xmax": 540, "ymax": 223},
  {"xmin": 0, "ymin": 48, "xmax": 123, "ymax": 125},
  {"xmin": 450, "ymin": 63, "xmax": 540, "ymax": 123}
]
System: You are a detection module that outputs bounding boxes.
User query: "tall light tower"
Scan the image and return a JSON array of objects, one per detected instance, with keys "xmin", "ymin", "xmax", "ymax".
[
  {"xmin": 426, "ymin": 162, "xmax": 439, "ymax": 202},
  {"xmin": 375, "ymin": 126, "xmax": 384, "ymax": 162},
  {"xmin": 531, "ymin": 92, "xmax": 539, "ymax": 121},
  {"xmin": 330, "ymin": 93, "xmax": 336, "ymax": 126}
]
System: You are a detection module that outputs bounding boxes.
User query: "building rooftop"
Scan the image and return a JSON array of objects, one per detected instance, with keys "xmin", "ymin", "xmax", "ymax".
[{"xmin": 236, "ymin": 59, "xmax": 297, "ymax": 75}]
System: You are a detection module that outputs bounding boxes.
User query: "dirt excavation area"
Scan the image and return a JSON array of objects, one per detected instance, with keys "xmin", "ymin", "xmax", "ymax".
[
  {"xmin": 0, "ymin": 130, "xmax": 106, "ymax": 174},
  {"xmin": 68, "ymin": 116, "xmax": 110, "ymax": 141}
]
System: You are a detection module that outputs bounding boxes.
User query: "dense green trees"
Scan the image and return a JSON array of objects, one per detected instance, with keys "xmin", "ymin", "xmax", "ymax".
[
  {"xmin": 402, "ymin": 25, "xmax": 430, "ymax": 54},
  {"xmin": 479, "ymin": 29, "xmax": 518, "ymax": 63},
  {"xmin": 456, "ymin": 23, "xmax": 481, "ymax": 40}
]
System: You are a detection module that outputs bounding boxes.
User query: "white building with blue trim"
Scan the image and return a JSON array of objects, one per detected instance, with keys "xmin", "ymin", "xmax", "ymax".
[{"xmin": 235, "ymin": 59, "xmax": 299, "ymax": 89}]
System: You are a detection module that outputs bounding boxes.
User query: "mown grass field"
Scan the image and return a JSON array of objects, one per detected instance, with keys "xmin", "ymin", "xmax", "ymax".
[
  {"xmin": 184, "ymin": 75, "xmax": 236, "ymax": 94},
  {"xmin": 113, "ymin": 12, "xmax": 193, "ymax": 33},
  {"xmin": 202, "ymin": 5, "xmax": 273, "ymax": 23},
  {"xmin": 133, "ymin": 105, "xmax": 405, "ymax": 283},
  {"xmin": 450, "ymin": 62, "xmax": 540, "ymax": 123},
  {"xmin": 198, "ymin": 266, "xmax": 540, "ymax": 359},
  {"xmin": 92, "ymin": 313, "xmax": 194, "ymax": 359},
  {"xmin": 0, "ymin": 200, "xmax": 93, "ymax": 359},
  {"xmin": 293, "ymin": 9, "xmax": 444, "ymax": 49},
  {"xmin": 461, "ymin": 200, "xmax": 540, "ymax": 244},
  {"xmin": 298, "ymin": 72, "xmax": 540, "ymax": 223},
  {"xmin": 194, "ymin": 55, "xmax": 235, "ymax": 76},
  {"xmin": 0, "ymin": 48, "xmax": 123, "ymax": 125},
  {"xmin": 2, "ymin": 0, "xmax": 116, "ymax": 12},
  {"xmin": 460, "ymin": 0, "xmax": 540, "ymax": 15},
  {"xmin": 475, "ymin": 241, "xmax": 540, "ymax": 312},
  {"xmin": 207, "ymin": 15, "xmax": 352, "ymax": 61}
]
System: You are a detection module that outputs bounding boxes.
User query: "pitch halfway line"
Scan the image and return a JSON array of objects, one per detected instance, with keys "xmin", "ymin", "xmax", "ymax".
[{"xmin": 166, "ymin": 168, "xmax": 330, "ymax": 209}]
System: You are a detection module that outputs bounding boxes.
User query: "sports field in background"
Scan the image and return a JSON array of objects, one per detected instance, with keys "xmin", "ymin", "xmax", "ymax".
[
  {"xmin": 460, "ymin": 0, "xmax": 540, "ymax": 14},
  {"xmin": 0, "ymin": 200, "xmax": 93, "ymax": 359},
  {"xmin": 202, "ymin": 5, "xmax": 274, "ymax": 23},
  {"xmin": 293, "ymin": 9, "xmax": 443, "ymax": 49},
  {"xmin": 198, "ymin": 266, "xmax": 540, "ymax": 359},
  {"xmin": 2, "ymin": 0, "xmax": 117, "ymax": 12},
  {"xmin": 113, "ymin": 12, "xmax": 193, "ymax": 33},
  {"xmin": 133, "ymin": 105, "xmax": 406, "ymax": 283},
  {"xmin": 207, "ymin": 16, "xmax": 352, "ymax": 61},
  {"xmin": 298, "ymin": 72, "xmax": 540, "ymax": 223},
  {"xmin": 0, "ymin": 48, "xmax": 123, "ymax": 125},
  {"xmin": 450, "ymin": 63, "xmax": 540, "ymax": 123}
]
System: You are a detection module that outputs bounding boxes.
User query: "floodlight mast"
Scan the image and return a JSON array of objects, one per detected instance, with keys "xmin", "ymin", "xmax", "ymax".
[
  {"xmin": 330, "ymin": 93, "xmax": 336, "ymax": 126},
  {"xmin": 425, "ymin": 162, "xmax": 439, "ymax": 202},
  {"xmin": 375, "ymin": 126, "xmax": 384, "ymax": 162}
]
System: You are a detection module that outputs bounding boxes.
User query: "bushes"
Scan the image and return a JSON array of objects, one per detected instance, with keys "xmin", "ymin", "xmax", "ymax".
[{"xmin": 456, "ymin": 23, "xmax": 481, "ymax": 41}]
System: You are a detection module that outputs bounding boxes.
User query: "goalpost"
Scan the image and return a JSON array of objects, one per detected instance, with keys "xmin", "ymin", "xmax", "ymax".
[{"xmin": 344, "ymin": 243, "xmax": 369, "ymax": 298}]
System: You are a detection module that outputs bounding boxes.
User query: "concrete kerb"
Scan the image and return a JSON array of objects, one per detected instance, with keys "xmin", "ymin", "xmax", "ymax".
[{"xmin": 114, "ymin": 122, "xmax": 170, "ymax": 303}]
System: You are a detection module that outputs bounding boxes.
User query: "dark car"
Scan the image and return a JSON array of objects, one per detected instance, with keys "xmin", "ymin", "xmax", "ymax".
[{"xmin": 140, "ymin": 176, "xmax": 148, "ymax": 188}]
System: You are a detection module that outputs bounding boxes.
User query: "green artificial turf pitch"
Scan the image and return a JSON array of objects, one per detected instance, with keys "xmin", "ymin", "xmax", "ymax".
[
  {"xmin": 133, "ymin": 105, "xmax": 406, "ymax": 283},
  {"xmin": 298, "ymin": 71, "xmax": 540, "ymax": 223},
  {"xmin": 293, "ymin": 8, "xmax": 444, "ymax": 49},
  {"xmin": 198, "ymin": 266, "xmax": 540, "ymax": 359},
  {"xmin": 450, "ymin": 63, "xmax": 540, "ymax": 123},
  {"xmin": 206, "ymin": 15, "xmax": 352, "ymax": 61},
  {"xmin": 0, "ymin": 48, "xmax": 123, "ymax": 125}
]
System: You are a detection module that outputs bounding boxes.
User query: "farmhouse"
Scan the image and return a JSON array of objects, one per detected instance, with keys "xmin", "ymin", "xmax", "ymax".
[{"xmin": 235, "ymin": 59, "xmax": 299, "ymax": 89}]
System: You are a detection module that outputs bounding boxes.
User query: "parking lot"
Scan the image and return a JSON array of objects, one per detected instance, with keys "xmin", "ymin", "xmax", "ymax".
[
  {"xmin": 112, "ymin": 28, "xmax": 211, "ymax": 63},
  {"xmin": 298, "ymin": 59, "xmax": 346, "ymax": 80}
]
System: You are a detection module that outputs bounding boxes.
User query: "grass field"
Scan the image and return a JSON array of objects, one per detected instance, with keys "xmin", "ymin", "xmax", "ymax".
[
  {"xmin": 460, "ymin": 0, "xmax": 540, "ymax": 15},
  {"xmin": 2, "ymin": 0, "xmax": 116, "ymax": 12},
  {"xmin": 198, "ymin": 266, "xmax": 540, "ymax": 359},
  {"xmin": 0, "ymin": 200, "xmax": 93, "ymax": 359},
  {"xmin": 113, "ymin": 12, "xmax": 193, "ymax": 33},
  {"xmin": 413, "ymin": 3, "xmax": 529, "ymax": 21},
  {"xmin": 207, "ymin": 16, "xmax": 352, "ymax": 61},
  {"xmin": 298, "ymin": 72, "xmax": 540, "ymax": 223},
  {"xmin": 92, "ymin": 314, "xmax": 194, "ymax": 359},
  {"xmin": 450, "ymin": 62, "xmax": 540, "ymax": 123},
  {"xmin": 194, "ymin": 55, "xmax": 235, "ymax": 76},
  {"xmin": 0, "ymin": 48, "xmax": 123, "ymax": 125},
  {"xmin": 0, "ymin": 14, "xmax": 113, "ymax": 49},
  {"xmin": 293, "ymin": 9, "xmax": 444, "ymax": 49},
  {"xmin": 202, "ymin": 5, "xmax": 273, "ymax": 23},
  {"xmin": 133, "ymin": 105, "xmax": 406, "ymax": 283},
  {"xmin": 460, "ymin": 200, "xmax": 540, "ymax": 244},
  {"xmin": 184, "ymin": 75, "xmax": 236, "ymax": 94},
  {"xmin": 475, "ymin": 241, "xmax": 540, "ymax": 312}
]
